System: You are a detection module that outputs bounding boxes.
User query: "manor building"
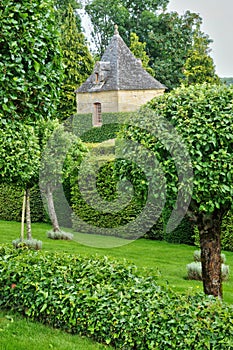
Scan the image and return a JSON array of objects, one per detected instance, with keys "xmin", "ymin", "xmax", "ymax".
[{"xmin": 76, "ymin": 25, "xmax": 165, "ymax": 126}]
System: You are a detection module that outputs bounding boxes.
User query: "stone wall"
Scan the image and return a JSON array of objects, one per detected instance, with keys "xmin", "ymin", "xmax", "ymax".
[{"xmin": 77, "ymin": 88, "xmax": 165, "ymax": 115}]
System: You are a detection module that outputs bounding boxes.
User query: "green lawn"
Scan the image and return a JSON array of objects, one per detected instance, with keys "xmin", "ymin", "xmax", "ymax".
[
  {"xmin": 0, "ymin": 311, "xmax": 112, "ymax": 350},
  {"xmin": 1, "ymin": 220, "xmax": 233, "ymax": 304},
  {"xmin": 1, "ymin": 220, "xmax": 233, "ymax": 349}
]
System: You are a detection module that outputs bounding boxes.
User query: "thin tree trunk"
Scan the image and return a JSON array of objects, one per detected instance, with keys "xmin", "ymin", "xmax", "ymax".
[
  {"xmin": 21, "ymin": 190, "xmax": 26, "ymax": 241},
  {"xmin": 198, "ymin": 211, "xmax": 223, "ymax": 299},
  {"xmin": 46, "ymin": 185, "xmax": 60, "ymax": 233},
  {"xmin": 26, "ymin": 187, "xmax": 32, "ymax": 240}
]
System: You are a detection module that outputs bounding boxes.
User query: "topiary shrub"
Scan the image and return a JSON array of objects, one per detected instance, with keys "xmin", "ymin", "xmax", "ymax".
[
  {"xmin": 187, "ymin": 261, "xmax": 229, "ymax": 281},
  {"xmin": 0, "ymin": 183, "xmax": 48, "ymax": 223},
  {"xmin": 193, "ymin": 250, "xmax": 226, "ymax": 264},
  {"xmin": 1, "ymin": 244, "xmax": 233, "ymax": 350},
  {"xmin": 71, "ymin": 157, "xmax": 153, "ymax": 239},
  {"xmin": 46, "ymin": 230, "xmax": 73, "ymax": 240},
  {"xmin": 12, "ymin": 239, "xmax": 42, "ymax": 250}
]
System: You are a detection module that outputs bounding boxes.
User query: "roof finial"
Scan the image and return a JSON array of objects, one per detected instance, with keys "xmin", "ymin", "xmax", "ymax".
[{"xmin": 114, "ymin": 24, "xmax": 119, "ymax": 35}]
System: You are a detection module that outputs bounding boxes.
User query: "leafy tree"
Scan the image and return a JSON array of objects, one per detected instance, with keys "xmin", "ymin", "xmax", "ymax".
[
  {"xmin": 54, "ymin": 0, "xmax": 82, "ymax": 31},
  {"xmin": 0, "ymin": 121, "xmax": 40, "ymax": 240},
  {"xmin": 146, "ymin": 84, "xmax": 232, "ymax": 298},
  {"xmin": 84, "ymin": 1, "xmax": 205, "ymax": 89},
  {"xmin": 182, "ymin": 25, "xmax": 220, "ymax": 86},
  {"xmin": 129, "ymin": 32, "xmax": 154, "ymax": 76},
  {"xmin": 39, "ymin": 121, "xmax": 88, "ymax": 233},
  {"xmin": 140, "ymin": 11, "xmax": 202, "ymax": 89},
  {"xmin": 85, "ymin": 0, "xmax": 169, "ymax": 56},
  {"xmin": 0, "ymin": 0, "xmax": 63, "ymax": 239},
  {"xmin": 58, "ymin": 4, "xmax": 94, "ymax": 121}
]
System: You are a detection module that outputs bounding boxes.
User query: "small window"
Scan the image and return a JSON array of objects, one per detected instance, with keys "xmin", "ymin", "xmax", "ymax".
[
  {"xmin": 93, "ymin": 102, "xmax": 102, "ymax": 126},
  {"xmin": 95, "ymin": 73, "xmax": 99, "ymax": 83}
]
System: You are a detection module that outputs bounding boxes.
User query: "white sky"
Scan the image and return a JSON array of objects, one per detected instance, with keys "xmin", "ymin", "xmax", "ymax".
[{"xmin": 167, "ymin": 0, "xmax": 233, "ymax": 77}]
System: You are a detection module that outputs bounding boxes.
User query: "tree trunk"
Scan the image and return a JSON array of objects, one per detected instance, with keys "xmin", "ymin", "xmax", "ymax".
[
  {"xmin": 21, "ymin": 190, "xmax": 26, "ymax": 241},
  {"xmin": 26, "ymin": 187, "xmax": 32, "ymax": 240},
  {"xmin": 197, "ymin": 211, "xmax": 223, "ymax": 299},
  {"xmin": 46, "ymin": 185, "xmax": 60, "ymax": 232}
]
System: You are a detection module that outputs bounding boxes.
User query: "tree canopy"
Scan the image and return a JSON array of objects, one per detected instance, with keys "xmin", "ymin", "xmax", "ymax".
[
  {"xmin": 84, "ymin": 1, "xmax": 217, "ymax": 89},
  {"xmin": 182, "ymin": 25, "xmax": 220, "ymax": 86},
  {"xmin": 58, "ymin": 4, "xmax": 94, "ymax": 121},
  {"xmin": 119, "ymin": 83, "xmax": 233, "ymax": 298}
]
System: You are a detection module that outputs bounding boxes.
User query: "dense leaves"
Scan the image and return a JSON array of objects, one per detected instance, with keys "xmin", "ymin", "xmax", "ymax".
[
  {"xmin": 183, "ymin": 25, "xmax": 220, "ymax": 86},
  {"xmin": 58, "ymin": 4, "xmax": 94, "ymax": 120},
  {"xmin": 1, "ymin": 245, "xmax": 233, "ymax": 349},
  {"xmin": 148, "ymin": 83, "xmax": 233, "ymax": 213},
  {"xmin": 0, "ymin": 0, "xmax": 63, "ymax": 123},
  {"xmin": 84, "ymin": 1, "xmax": 209, "ymax": 88}
]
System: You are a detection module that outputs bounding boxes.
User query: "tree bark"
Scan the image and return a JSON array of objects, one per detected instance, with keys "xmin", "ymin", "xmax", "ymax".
[
  {"xmin": 26, "ymin": 187, "xmax": 32, "ymax": 240},
  {"xmin": 197, "ymin": 210, "xmax": 223, "ymax": 299},
  {"xmin": 21, "ymin": 190, "xmax": 26, "ymax": 241},
  {"xmin": 46, "ymin": 185, "xmax": 60, "ymax": 233}
]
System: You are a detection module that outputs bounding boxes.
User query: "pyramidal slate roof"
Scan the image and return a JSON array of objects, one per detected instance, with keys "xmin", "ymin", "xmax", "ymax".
[{"xmin": 77, "ymin": 26, "xmax": 165, "ymax": 93}]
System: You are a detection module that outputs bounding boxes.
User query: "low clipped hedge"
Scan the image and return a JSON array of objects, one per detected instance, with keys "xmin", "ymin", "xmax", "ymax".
[
  {"xmin": 1, "ymin": 244, "xmax": 233, "ymax": 349},
  {"xmin": 73, "ymin": 112, "xmax": 132, "ymax": 143}
]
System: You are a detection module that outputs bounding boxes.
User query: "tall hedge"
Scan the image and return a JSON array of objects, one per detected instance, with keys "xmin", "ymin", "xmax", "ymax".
[{"xmin": 0, "ymin": 184, "xmax": 48, "ymax": 223}]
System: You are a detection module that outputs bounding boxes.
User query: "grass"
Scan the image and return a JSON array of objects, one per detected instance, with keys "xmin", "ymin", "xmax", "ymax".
[
  {"xmin": 1, "ymin": 220, "xmax": 233, "ymax": 348},
  {"xmin": 1, "ymin": 220, "xmax": 233, "ymax": 304},
  {"xmin": 0, "ymin": 311, "xmax": 112, "ymax": 350}
]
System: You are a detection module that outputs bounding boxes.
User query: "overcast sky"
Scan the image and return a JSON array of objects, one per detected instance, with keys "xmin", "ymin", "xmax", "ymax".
[{"xmin": 167, "ymin": 0, "xmax": 233, "ymax": 77}]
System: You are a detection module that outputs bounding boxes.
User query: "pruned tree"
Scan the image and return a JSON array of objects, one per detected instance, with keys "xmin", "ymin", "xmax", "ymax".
[
  {"xmin": 147, "ymin": 83, "xmax": 233, "ymax": 298},
  {"xmin": 0, "ymin": 0, "xmax": 63, "ymax": 241},
  {"xmin": 0, "ymin": 121, "xmax": 40, "ymax": 241},
  {"xmin": 39, "ymin": 121, "xmax": 88, "ymax": 233}
]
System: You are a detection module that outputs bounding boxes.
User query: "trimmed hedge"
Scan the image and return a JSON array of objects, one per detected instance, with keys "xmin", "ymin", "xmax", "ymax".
[
  {"xmin": 73, "ymin": 112, "xmax": 132, "ymax": 143},
  {"xmin": 0, "ymin": 183, "xmax": 48, "ymax": 223},
  {"xmin": 221, "ymin": 209, "xmax": 233, "ymax": 251},
  {"xmin": 1, "ymin": 244, "xmax": 233, "ymax": 349},
  {"xmin": 71, "ymin": 158, "xmax": 151, "ymax": 239}
]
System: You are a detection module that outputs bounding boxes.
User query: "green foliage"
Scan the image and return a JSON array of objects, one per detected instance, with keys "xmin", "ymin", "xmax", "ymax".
[
  {"xmin": 58, "ymin": 4, "xmax": 94, "ymax": 121},
  {"xmin": 85, "ymin": 2, "xmax": 205, "ymax": 89},
  {"xmin": 143, "ymin": 11, "xmax": 203, "ymax": 89},
  {"xmin": 54, "ymin": 0, "xmax": 82, "ymax": 29},
  {"xmin": 0, "ymin": 121, "xmax": 40, "ymax": 187},
  {"xmin": 221, "ymin": 210, "xmax": 233, "ymax": 251},
  {"xmin": 73, "ymin": 112, "xmax": 132, "ymax": 143},
  {"xmin": 0, "ymin": 0, "xmax": 63, "ymax": 123},
  {"xmin": 0, "ymin": 184, "xmax": 48, "ymax": 223},
  {"xmin": 129, "ymin": 32, "xmax": 154, "ymax": 76},
  {"xmin": 71, "ymin": 158, "xmax": 149, "ymax": 239},
  {"xmin": 148, "ymin": 83, "xmax": 233, "ymax": 214},
  {"xmin": 1, "ymin": 245, "xmax": 233, "ymax": 349},
  {"xmin": 183, "ymin": 25, "xmax": 220, "ymax": 86},
  {"xmin": 85, "ymin": 0, "xmax": 169, "ymax": 56},
  {"xmin": 162, "ymin": 208, "xmax": 195, "ymax": 245}
]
